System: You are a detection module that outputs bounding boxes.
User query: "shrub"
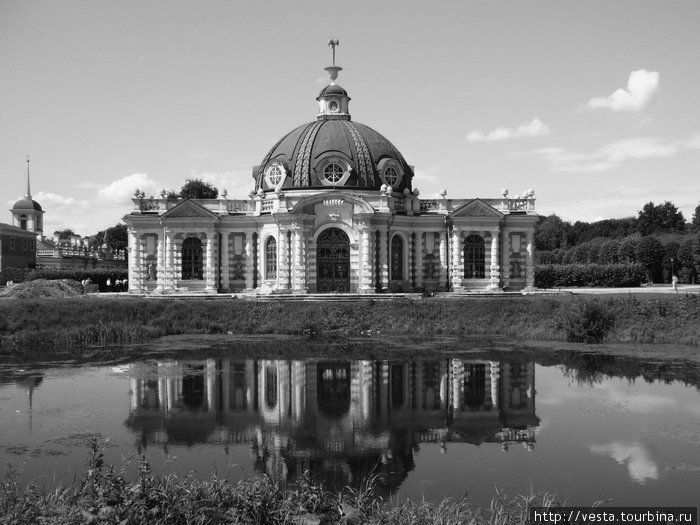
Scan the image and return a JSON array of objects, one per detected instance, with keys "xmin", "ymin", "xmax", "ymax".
[
  {"xmin": 554, "ymin": 299, "xmax": 615, "ymax": 343},
  {"xmin": 535, "ymin": 263, "xmax": 646, "ymax": 288}
]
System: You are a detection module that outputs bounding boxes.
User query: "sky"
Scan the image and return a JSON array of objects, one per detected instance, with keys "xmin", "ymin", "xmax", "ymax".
[{"xmin": 2, "ymin": 1, "xmax": 699, "ymax": 236}]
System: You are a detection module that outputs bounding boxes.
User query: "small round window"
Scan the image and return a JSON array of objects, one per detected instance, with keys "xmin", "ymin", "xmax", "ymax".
[
  {"xmin": 267, "ymin": 165, "xmax": 283, "ymax": 186},
  {"xmin": 323, "ymin": 163, "xmax": 344, "ymax": 184},
  {"xmin": 328, "ymin": 100, "xmax": 339, "ymax": 112},
  {"xmin": 384, "ymin": 166, "xmax": 399, "ymax": 186}
]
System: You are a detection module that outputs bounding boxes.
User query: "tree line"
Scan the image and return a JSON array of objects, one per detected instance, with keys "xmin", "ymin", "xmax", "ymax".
[{"xmin": 536, "ymin": 201, "xmax": 700, "ymax": 284}]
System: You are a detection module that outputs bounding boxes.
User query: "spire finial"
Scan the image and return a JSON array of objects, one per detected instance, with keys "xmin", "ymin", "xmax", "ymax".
[
  {"xmin": 325, "ymin": 39, "xmax": 342, "ymax": 83},
  {"xmin": 26, "ymin": 155, "xmax": 31, "ymax": 198},
  {"xmin": 328, "ymin": 39, "xmax": 339, "ymax": 66}
]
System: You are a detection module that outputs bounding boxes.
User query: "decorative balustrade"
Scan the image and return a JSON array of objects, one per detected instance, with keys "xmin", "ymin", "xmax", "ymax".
[
  {"xmin": 393, "ymin": 199, "xmax": 406, "ymax": 213},
  {"xmin": 138, "ymin": 199, "xmax": 161, "ymax": 212},
  {"xmin": 507, "ymin": 198, "xmax": 535, "ymax": 212},
  {"xmin": 419, "ymin": 200, "xmax": 440, "ymax": 213},
  {"xmin": 261, "ymin": 200, "xmax": 274, "ymax": 213},
  {"xmin": 227, "ymin": 200, "xmax": 254, "ymax": 214}
]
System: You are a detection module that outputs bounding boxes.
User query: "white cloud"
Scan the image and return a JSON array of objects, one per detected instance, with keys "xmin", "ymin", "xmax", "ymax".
[
  {"xmin": 467, "ymin": 118, "xmax": 550, "ymax": 143},
  {"xmin": 522, "ymin": 135, "xmax": 691, "ymax": 173},
  {"xmin": 587, "ymin": 70, "xmax": 660, "ymax": 112},
  {"xmin": 590, "ymin": 441, "xmax": 658, "ymax": 484},
  {"xmin": 96, "ymin": 173, "xmax": 161, "ymax": 205},
  {"xmin": 188, "ymin": 169, "xmax": 254, "ymax": 198}
]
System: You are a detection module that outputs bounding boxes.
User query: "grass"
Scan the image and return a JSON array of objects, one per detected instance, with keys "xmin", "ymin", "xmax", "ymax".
[
  {"xmin": 0, "ymin": 440, "xmax": 565, "ymax": 525},
  {"xmin": 1, "ymin": 294, "xmax": 700, "ymax": 351}
]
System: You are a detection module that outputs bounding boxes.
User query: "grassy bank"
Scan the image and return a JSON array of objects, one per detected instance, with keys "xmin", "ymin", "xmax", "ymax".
[
  {"xmin": 1, "ymin": 294, "xmax": 700, "ymax": 351},
  {"xmin": 0, "ymin": 441, "xmax": 560, "ymax": 525}
]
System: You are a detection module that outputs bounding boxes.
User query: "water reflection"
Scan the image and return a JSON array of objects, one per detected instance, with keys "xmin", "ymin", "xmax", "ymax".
[{"xmin": 126, "ymin": 358, "xmax": 538, "ymax": 495}]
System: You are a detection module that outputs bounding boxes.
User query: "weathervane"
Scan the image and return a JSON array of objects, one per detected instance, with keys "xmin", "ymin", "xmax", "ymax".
[{"xmin": 328, "ymin": 39, "xmax": 340, "ymax": 66}]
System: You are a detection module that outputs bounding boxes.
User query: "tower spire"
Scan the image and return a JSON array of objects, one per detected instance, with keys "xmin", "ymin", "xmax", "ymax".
[
  {"xmin": 325, "ymin": 39, "xmax": 342, "ymax": 83},
  {"xmin": 25, "ymin": 155, "xmax": 31, "ymax": 198}
]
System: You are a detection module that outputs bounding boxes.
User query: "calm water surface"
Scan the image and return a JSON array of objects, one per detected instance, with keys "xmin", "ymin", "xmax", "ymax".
[{"xmin": 1, "ymin": 344, "xmax": 699, "ymax": 508}]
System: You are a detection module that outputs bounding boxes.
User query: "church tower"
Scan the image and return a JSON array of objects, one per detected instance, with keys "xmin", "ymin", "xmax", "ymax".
[{"xmin": 11, "ymin": 157, "xmax": 44, "ymax": 238}]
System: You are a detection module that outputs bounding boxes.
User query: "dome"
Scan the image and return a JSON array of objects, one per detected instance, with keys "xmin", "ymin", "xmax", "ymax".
[
  {"xmin": 12, "ymin": 197, "xmax": 43, "ymax": 212},
  {"xmin": 318, "ymin": 84, "xmax": 348, "ymax": 98},
  {"xmin": 255, "ymin": 119, "xmax": 413, "ymax": 193}
]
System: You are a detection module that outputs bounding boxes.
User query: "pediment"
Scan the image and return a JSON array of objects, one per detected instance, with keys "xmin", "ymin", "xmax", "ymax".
[
  {"xmin": 161, "ymin": 200, "xmax": 218, "ymax": 220},
  {"xmin": 450, "ymin": 199, "xmax": 503, "ymax": 219}
]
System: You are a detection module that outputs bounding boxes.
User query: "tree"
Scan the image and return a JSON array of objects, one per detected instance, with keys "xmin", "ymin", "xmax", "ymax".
[
  {"xmin": 535, "ymin": 214, "xmax": 570, "ymax": 251},
  {"xmin": 691, "ymin": 204, "xmax": 700, "ymax": 233},
  {"xmin": 618, "ymin": 239, "xmax": 637, "ymax": 263},
  {"xmin": 635, "ymin": 236, "xmax": 665, "ymax": 283},
  {"xmin": 598, "ymin": 240, "xmax": 620, "ymax": 264},
  {"xmin": 637, "ymin": 201, "xmax": 685, "ymax": 235},
  {"xmin": 104, "ymin": 224, "xmax": 128, "ymax": 252},
  {"xmin": 179, "ymin": 178, "xmax": 218, "ymax": 199},
  {"xmin": 55, "ymin": 229, "xmax": 77, "ymax": 240}
]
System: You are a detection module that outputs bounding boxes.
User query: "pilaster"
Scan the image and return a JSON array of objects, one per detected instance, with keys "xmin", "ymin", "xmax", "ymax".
[
  {"xmin": 525, "ymin": 231, "xmax": 535, "ymax": 291},
  {"xmin": 488, "ymin": 232, "xmax": 502, "ymax": 291},
  {"xmin": 451, "ymin": 230, "xmax": 463, "ymax": 292},
  {"xmin": 277, "ymin": 228, "xmax": 289, "ymax": 291},
  {"xmin": 205, "ymin": 234, "xmax": 216, "ymax": 292},
  {"xmin": 220, "ymin": 232, "xmax": 230, "ymax": 292},
  {"xmin": 378, "ymin": 226, "xmax": 389, "ymax": 292},
  {"xmin": 415, "ymin": 231, "xmax": 423, "ymax": 290},
  {"xmin": 245, "ymin": 232, "xmax": 255, "ymax": 291},
  {"xmin": 438, "ymin": 231, "xmax": 447, "ymax": 291}
]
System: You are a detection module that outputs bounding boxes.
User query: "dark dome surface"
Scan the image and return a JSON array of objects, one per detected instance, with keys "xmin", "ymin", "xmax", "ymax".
[
  {"xmin": 318, "ymin": 84, "xmax": 349, "ymax": 98},
  {"xmin": 255, "ymin": 119, "xmax": 413, "ymax": 192},
  {"xmin": 12, "ymin": 197, "xmax": 43, "ymax": 211}
]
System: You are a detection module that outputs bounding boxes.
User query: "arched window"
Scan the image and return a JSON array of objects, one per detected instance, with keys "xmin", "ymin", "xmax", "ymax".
[
  {"xmin": 19, "ymin": 215, "xmax": 27, "ymax": 230},
  {"xmin": 390, "ymin": 235, "xmax": 404, "ymax": 280},
  {"xmin": 181, "ymin": 237, "xmax": 203, "ymax": 280},
  {"xmin": 464, "ymin": 235, "xmax": 485, "ymax": 279},
  {"xmin": 323, "ymin": 162, "xmax": 344, "ymax": 184},
  {"xmin": 265, "ymin": 237, "xmax": 277, "ymax": 279}
]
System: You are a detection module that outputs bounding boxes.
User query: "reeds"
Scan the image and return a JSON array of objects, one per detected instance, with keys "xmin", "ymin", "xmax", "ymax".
[{"xmin": 0, "ymin": 440, "xmax": 564, "ymax": 525}]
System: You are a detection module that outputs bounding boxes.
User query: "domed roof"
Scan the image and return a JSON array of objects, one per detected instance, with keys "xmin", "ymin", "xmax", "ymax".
[
  {"xmin": 254, "ymin": 119, "xmax": 414, "ymax": 193},
  {"xmin": 12, "ymin": 197, "xmax": 43, "ymax": 212},
  {"xmin": 318, "ymin": 84, "xmax": 348, "ymax": 98}
]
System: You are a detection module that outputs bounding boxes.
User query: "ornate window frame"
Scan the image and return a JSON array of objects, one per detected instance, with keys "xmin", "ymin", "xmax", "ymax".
[
  {"xmin": 390, "ymin": 233, "xmax": 406, "ymax": 280},
  {"xmin": 264, "ymin": 162, "xmax": 286, "ymax": 190},
  {"xmin": 377, "ymin": 158, "xmax": 403, "ymax": 189},
  {"xmin": 317, "ymin": 157, "xmax": 352, "ymax": 186},
  {"xmin": 265, "ymin": 236, "xmax": 277, "ymax": 279}
]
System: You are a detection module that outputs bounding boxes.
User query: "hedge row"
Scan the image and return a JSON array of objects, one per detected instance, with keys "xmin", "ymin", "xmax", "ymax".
[
  {"xmin": 535, "ymin": 263, "xmax": 647, "ymax": 288},
  {"xmin": 0, "ymin": 267, "xmax": 128, "ymax": 291}
]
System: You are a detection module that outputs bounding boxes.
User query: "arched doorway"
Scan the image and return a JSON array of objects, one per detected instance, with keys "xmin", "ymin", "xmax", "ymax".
[
  {"xmin": 181, "ymin": 237, "xmax": 203, "ymax": 280},
  {"xmin": 464, "ymin": 235, "xmax": 485, "ymax": 279},
  {"xmin": 316, "ymin": 228, "xmax": 350, "ymax": 292}
]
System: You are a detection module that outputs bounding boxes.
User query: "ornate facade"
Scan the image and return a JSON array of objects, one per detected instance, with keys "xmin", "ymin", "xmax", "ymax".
[{"xmin": 123, "ymin": 49, "xmax": 538, "ymax": 294}]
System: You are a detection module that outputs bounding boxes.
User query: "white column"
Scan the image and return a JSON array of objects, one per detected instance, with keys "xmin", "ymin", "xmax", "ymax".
[
  {"xmin": 451, "ymin": 230, "xmax": 463, "ymax": 291},
  {"xmin": 292, "ymin": 226, "xmax": 307, "ymax": 293},
  {"xmin": 490, "ymin": 361, "xmax": 500, "ymax": 410},
  {"xmin": 379, "ymin": 227, "xmax": 388, "ymax": 292},
  {"xmin": 156, "ymin": 232, "xmax": 165, "ymax": 291},
  {"xmin": 165, "ymin": 232, "xmax": 175, "ymax": 291},
  {"xmin": 277, "ymin": 229, "xmax": 289, "ymax": 291},
  {"xmin": 525, "ymin": 231, "xmax": 535, "ymax": 290},
  {"xmin": 205, "ymin": 234, "xmax": 216, "ymax": 292},
  {"xmin": 414, "ymin": 231, "xmax": 423, "ymax": 290},
  {"xmin": 502, "ymin": 232, "xmax": 511, "ymax": 290},
  {"xmin": 359, "ymin": 223, "xmax": 374, "ymax": 293},
  {"xmin": 244, "ymin": 232, "xmax": 254, "ymax": 291},
  {"xmin": 488, "ymin": 233, "xmax": 501, "ymax": 290},
  {"xmin": 438, "ymin": 231, "xmax": 447, "ymax": 291},
  {"xmin": 221, "ymin": 232, "xmax": 230, "ymax": 292}
]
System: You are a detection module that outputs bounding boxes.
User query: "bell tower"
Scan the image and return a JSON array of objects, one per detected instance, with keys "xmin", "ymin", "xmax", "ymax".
[{"xmin": 11, "ymin": 157, "xmax": 44, "ymax": 238}]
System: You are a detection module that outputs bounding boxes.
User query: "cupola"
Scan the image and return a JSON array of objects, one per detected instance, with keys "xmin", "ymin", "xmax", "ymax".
[{"xmin": 316, "ymin": 39, "xmax": 351, "ymax": 120}]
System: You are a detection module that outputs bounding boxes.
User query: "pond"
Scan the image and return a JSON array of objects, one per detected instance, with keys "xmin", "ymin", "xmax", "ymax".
[{"xmin": 1, "ymin": 340, "xmax": 699, "ymax": 508}]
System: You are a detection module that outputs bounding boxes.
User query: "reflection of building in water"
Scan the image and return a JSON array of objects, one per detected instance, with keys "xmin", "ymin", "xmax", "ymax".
[{"xmin": 126, "ymin": 357, "xmax": 538, "ymax": 495}]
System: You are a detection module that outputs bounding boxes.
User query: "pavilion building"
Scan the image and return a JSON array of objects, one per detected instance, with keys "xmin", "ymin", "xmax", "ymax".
[{"xmin": 123, "ymin": 48, "xmax": 537, "ymax": 294}]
